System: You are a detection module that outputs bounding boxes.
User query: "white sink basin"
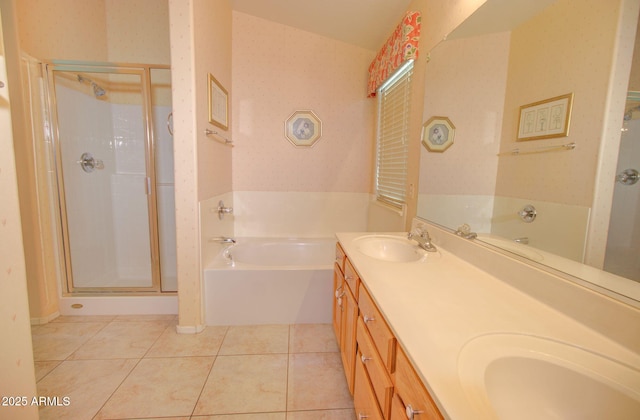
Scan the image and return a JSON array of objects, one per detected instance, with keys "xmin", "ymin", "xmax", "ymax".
[
  {"xmin": 457, "ymin": 334, "xmax": 640, "ymax": 419},
  {"xmin": 354, "ymin": 235, "xmax": 427, "ymax": 263}
]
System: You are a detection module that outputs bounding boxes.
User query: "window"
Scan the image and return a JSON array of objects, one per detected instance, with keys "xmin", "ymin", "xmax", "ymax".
[{"xmin": 375, "ymin": 60, "xmax": 414, "ymax": 210}]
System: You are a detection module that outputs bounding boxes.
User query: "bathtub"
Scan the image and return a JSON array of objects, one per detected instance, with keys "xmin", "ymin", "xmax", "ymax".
[{"xmin": 204, "ymin": 237, "xmax": 336, "ymax": 325}]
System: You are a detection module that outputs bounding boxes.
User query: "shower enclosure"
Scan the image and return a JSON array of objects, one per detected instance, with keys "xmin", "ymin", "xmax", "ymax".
[
  {"xmin": 604, "ymin": 95, "xmax": 640, "ymax": 282},
  {"xmin": 31, "ymin": 60, "xmax": 176, "ymax": 293}
]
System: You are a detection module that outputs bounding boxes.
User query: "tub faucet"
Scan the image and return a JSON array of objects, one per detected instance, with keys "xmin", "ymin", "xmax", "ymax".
[{"xmin": 408, "ymin": 225, "xmax": 437, "ymax": 252}]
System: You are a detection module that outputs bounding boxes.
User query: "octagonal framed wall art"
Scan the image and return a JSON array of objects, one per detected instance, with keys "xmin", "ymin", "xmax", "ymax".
[
  {"xmin": 422, "ymin": 116, "xmax": 455, "ymax": 152},
  {"xmin": 285, "ymin": 110, "xmax": 322, "ymax": 147}
]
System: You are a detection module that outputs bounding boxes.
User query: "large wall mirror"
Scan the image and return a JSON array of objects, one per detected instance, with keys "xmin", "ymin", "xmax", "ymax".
[{"xmin": 417, "ymin": 0, "xmax": 640, "ymax": 305}]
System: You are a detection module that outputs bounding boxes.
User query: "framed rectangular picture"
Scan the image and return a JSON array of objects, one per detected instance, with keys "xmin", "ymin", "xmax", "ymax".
[
  {"xmin": 208, "ymin": 73, "xmax": 228, "ymax": 130},
  {"xmin": 517, "ymin": 93, "xmax": 573, "ymax": 141}
]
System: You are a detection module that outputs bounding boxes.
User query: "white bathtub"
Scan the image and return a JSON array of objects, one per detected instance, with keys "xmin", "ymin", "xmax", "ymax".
[{"xmin": 204, "ymin": 237, "xmax": 336, "ymax": 325}]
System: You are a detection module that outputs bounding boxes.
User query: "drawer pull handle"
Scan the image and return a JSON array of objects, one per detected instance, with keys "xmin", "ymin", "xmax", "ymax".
[
  {"xmin": 358, "ymin": 414, "xmax": 369, "ymax": 420},
  {"xmin": 346, "ymin": 275, "xmax": 354, "ymax": 281},
  {"xmin": 361, "ymin": 354, "xmax": 372, "ymax": 363},
  {"xmin": 363, "ymin": 315, "xmax": 375, "ymax": 323},
  {"xmin": 334, "ymin": 286, "xmax": 343, "ymax": 298},
  {"xmin": 406, "ymin": 404, "xmax": 423, "ymax": 419}
]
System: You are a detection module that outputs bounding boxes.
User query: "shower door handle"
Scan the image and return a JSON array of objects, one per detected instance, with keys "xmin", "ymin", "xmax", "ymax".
[
  {"xmin": 616, "ymin": 168, "xmax": 639, "ymax": 185},
  {"xmin": 77, "ymin": 152, "xmax": 104, "ymax": 173}
]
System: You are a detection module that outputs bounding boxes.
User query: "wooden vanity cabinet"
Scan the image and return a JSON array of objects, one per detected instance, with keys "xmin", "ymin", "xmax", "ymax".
[
  {"xmin": 335, "ymin": 241, "xmax": 444, "ymax": 420},
  {"xmin": 333, "ymin": 243, "xmax": 359, "ymax": 394}
]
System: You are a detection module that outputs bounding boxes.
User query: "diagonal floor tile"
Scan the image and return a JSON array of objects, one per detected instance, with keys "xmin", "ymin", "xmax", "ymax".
[
  {"xmin": 218, "ymin": 325, "xmax": 289, "ymax": 355},
  {"xmin": 36, "ymin": 359, "xmax": 137, "ymax": 419},
  {"xmin": 31, "ymin": 322, "xmax": 107, "ymax": 361},
  {"xmin": 287, "ymin": 353, "xmax": 353, "ymax": 411},
  {"xmin": 191, "ymin": 414, "xmax": 285, "ymax": 419},
  {"xmin": 146, "ymin": 324, "xmax": 228, "ymax": 357},
  {"xmin": 95, "ymin": 356, "xmax": 214, "ymax": 419},
  {"xmin": 69, "ymin": 321, "xmax": 168, "ymax": 360},
  {"xmin": 286, "ymin": 408, "xmax": 356, "ymax": 419},
  {"xmin": 289, "ymin": 324, "xmax": 339, "ymax": 353},
  {"xmin": 193, "ymin": 354, "xmax": 288, "ymax": 415}
]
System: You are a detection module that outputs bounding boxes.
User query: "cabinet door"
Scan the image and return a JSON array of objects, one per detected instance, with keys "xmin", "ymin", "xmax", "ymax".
[
  {"xmin": 390, "ymin": 393, "xmax": 407, "ymax": 420},
  {"xmin": 332, "ymin": 263, "xmax": 345, "ymax": 346},
  {"xmin": 341, "ymin": 284, "xmax": 358, "ymax": 394},
  {"xmin": 354, "ymin": 350, "xmax": 384, "ymax": 420},
  {"xmin": 394, "ymin": 346, "xmax": 443, "ymax": 420}
]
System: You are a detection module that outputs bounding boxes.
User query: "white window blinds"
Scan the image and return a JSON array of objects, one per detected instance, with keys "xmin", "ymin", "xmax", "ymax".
[{"xmin": 375, "ymin": 60, "xmax": 413, "ymax": 210}]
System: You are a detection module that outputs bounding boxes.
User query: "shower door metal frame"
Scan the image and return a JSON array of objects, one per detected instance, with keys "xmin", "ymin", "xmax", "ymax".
[{"xmin": 44, "ymin": 60, "xmax": 170, "ymax": 294}]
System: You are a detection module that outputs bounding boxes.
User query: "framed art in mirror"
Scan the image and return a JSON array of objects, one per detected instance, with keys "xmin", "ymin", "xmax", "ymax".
[
  {"xmin": 208, "ymin": 73, "xmax": 228, "ymax": 130},
  {"xmin": 422, "ymin": 116, "xmax": 455, "ymax": 152},
  {"xmin": 517, "ymin": 93, "xmax": 573, "ymax": 141},
  {"xmin": 284, "ymin": 110, "xmax": 322, "ymax": 147}
]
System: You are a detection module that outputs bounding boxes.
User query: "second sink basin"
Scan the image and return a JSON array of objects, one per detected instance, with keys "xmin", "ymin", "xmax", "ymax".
[
  {"xmin": 354, "ymin": 234, "xmax": 427, "ymax": 262},
  {"xmin": 457, "ymin": 334, "xmax": 640, "ymax": 419}
]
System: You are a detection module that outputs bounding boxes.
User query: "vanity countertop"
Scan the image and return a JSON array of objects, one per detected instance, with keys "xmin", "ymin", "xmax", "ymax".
[{"xmin": 336, "ymin": 231, "xmax": 640, "ymax": 419}]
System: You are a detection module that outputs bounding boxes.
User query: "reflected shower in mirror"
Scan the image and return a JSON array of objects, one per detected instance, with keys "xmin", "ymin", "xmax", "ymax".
[{"xmin": 417, "ymin": 0, "xmax": 640, "ymax": 303}]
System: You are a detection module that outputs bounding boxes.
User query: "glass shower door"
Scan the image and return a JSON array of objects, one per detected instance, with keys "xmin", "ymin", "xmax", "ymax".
[
  {"xmin": 604, "ymin": 114, "xmax": 640, "ymax": 282},
  {"xmin": 50, "ymin": 66, "xmax": 159, "ymax": 291}
]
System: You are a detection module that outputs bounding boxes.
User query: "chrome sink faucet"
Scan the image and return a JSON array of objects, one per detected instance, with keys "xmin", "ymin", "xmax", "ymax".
[
  {"xmin": 408, "ymin": 224, "xmax": 437, "ymax": 252},
  {"xmin": 455, "ymin": 223, "xmax": 477, "ymax": 240}
]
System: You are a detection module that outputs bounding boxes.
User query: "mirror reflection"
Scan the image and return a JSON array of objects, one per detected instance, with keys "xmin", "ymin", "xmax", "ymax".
[{"xmin": 418, "ymin": 0, "xmax": 640, "ymax": 302}]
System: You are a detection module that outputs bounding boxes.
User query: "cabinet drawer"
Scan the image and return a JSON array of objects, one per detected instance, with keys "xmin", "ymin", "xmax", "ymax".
[
  {"xmin": 395, "ymin": 346, "xmax": 443, "ymax": 420},
  {"xmin": 358, "ymin": 285, "xmax": 396, "ymax": 372},
  {"xmin": 354, "ymin": 350, "xmax": 384, "ymax": 420},
  {"xmin": 344, "ymin": 258, "xmax": 360, "ymax": 299},
  {"xmin": 357, "ymin": 317, "xmax": 393, "ymax": 419},
  {"xmin": 335, "ymin": 243, "xmax": 346, "ymax": 273}
]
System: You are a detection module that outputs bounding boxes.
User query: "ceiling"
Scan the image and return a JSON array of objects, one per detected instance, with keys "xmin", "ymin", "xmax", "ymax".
[{"xmin": 230, "ymin": 0, "xmax": 412, "ymax": 51}]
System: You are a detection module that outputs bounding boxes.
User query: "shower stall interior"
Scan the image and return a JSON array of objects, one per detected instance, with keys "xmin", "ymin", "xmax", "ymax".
[
  {"xmin": 604, "ymin": 94, "xmax": 640, "ymax": 282},
  {"xmin": 25, "ymin": 58, "xmax": 176, "ymax": 294}
]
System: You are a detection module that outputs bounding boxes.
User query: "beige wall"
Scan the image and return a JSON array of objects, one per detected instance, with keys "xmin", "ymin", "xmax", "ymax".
[
  {"xmin": 105, "ymin": 0, "xmax": 170, "ymax": 64},
  {"xmin": 17, "ymin": 0, "xmax": 169, "ymax": 64},
  {"xmin": 17, "ymin": 0, "xmax": 109, "ymax": 60},
  {"xmin": 196, "ymin": 1, "xmax": 232, "ymax": 200},
  {"xmin": 170, "ymin": 0, "xmax": 233, "ymax": 330},
  {"xmin": 495, "ymin": 0, "xmax": 622, "ymax": 206},
  {"xmin": 422, "ymin": 0, "xmax": 487, "ymax": 52},
  {"xmin": 231, "ymin": 12, "xmax": 374, "ymax": 193},
  {"xmin": 420, "ymin": 31, "xmax": 510, "ymax": 196},
  {"xmin": 0, "ymin": 1, "xmax": 38, "ymax": 418}
]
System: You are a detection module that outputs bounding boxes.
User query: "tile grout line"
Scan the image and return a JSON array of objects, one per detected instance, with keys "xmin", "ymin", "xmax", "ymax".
[
  {"xmin": 188, "ymin": 325, "xmax": 229, "ymax": 418},
  {"xmin": 89, "ymin": 318, "xmax": 174, "ymax": 420},
  {"xmin": 33, "ymin": 319, "xmax": 113, "ymax": 384}
]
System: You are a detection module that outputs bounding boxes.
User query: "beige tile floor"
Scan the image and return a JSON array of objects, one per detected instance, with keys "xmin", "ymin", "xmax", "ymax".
[{"xmin": 31, "ymin": 315, "xmax": 355, "ymax": 419}]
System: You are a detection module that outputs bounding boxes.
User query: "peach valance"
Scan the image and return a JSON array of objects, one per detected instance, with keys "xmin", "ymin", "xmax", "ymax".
[{"xmin": 367, "ymin": 11, "xmax": 421, "ymax": 97}]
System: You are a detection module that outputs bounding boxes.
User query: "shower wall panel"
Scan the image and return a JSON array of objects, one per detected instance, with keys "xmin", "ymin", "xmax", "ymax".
[{"xmin": 111, "ymin": 104, "xmax": 151, "ymax": 283}]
